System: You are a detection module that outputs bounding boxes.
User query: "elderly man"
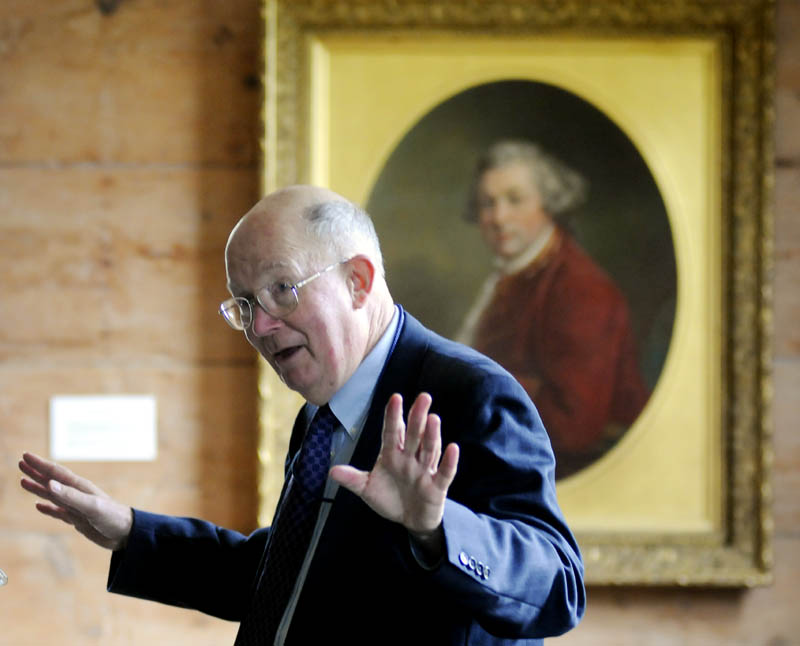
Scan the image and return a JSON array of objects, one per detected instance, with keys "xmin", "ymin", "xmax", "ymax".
[{"xmin": 20, "ymin": 185, "xmax": 584, "ymax": 645}]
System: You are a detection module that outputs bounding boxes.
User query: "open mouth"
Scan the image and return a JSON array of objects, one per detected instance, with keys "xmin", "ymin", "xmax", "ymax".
[{"xmin": 273, "ymin": 346, "xmax": 302, "ymax": 362}]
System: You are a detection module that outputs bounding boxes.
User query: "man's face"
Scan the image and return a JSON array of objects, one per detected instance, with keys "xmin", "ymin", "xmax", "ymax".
[
  {"xmin": 476, "ymin": 161, "xmax": 552, "ymax": 261},
  {"xmin": 225, "ymin": 208, "xmax": 362, "ymax": 406}
]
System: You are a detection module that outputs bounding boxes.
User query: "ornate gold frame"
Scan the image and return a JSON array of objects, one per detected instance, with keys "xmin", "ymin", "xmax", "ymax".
[{"xmin": 258, "ymin": 0, "xmax": 775, "ymax": 586}]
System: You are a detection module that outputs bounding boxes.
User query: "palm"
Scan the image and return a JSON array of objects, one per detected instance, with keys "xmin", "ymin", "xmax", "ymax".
[{"xmin": 330, "ymin": 393, "xmax": 459, "ymax": 536}]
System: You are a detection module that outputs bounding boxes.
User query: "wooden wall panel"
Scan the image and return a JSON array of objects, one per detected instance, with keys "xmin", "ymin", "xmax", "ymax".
[
  {"xmin": 0, "ymin": 0, "xmax": 261, "ymax": 643},
  {"xmin": 774, "ymin": 165, "xmax": 800, "ymax": 357},
  {"xmin": 773, "ymin": 361, "xmax": 800, "ymax": 533},
  {"xmin": 0, "ymin": 167, "xmax": 257, "ymax": 363},
  {"xmin": 0, "ymin": 0, "xmax": 261, "ymax": 165}
]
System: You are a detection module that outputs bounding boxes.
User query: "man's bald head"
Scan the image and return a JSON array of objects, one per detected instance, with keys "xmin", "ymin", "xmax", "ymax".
[{"xmin": 228, "ymin": 185, "xmax": 384, "ymax": 275}]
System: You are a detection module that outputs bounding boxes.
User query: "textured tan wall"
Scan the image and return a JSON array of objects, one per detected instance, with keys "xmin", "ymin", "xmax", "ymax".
[
  {"xmin": 0, "ymin": 1, "xmax": 261, "ymax": 644},
  {"xmin": 0, "ymin": 1, "xmax": 797, "ymax": 645}
]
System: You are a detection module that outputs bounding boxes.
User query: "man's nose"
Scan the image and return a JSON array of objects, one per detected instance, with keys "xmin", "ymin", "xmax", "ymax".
[
  {"xmin": 250, "ymin": 304, "xmax": 283, "ymax": 336},
  {"xmin": 487, "ymin": 202, "xmax": 509, "ymax": 226}
]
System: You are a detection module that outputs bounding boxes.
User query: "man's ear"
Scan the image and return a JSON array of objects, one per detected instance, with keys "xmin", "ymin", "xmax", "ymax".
[{"xmin": 346, "ymin": 255, "xmax": 376, "ymax": 308}]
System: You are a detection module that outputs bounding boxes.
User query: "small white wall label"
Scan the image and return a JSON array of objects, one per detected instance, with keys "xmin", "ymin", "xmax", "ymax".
[{"xmin": 49, "ymin": 395, "xmax": 157, "ymax": 461}]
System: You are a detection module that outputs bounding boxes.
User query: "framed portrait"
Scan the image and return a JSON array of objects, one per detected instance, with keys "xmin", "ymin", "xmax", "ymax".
[{"xmin": 258, "ymin": 0, "xmax": 775, "ymax": 586}]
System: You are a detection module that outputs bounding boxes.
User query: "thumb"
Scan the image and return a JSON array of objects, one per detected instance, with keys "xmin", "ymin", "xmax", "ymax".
[
  {"xmin": 50, "ymin": 479, "xmax": 100, "ymax": 516},
  {"xmin": 329, "ymin": 465, "xmax": 369, "ymax": 497}
]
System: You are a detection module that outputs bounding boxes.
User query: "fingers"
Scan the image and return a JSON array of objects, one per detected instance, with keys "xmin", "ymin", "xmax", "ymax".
[
  {"xmin": 20, "ymin": 452, "xmax": 103, "ymax": 496},
  {"xmin": 404, "ymin": 392, "xmax": 433, "ymax": 458},
  {"xmin": 20, "ymin": 464, "xmax": 68, "ymax": 510},
  {"xmin": 22, "ymin": 475, "xmax": 93, "ymax": 525},
  {"xmin": 20, "ymin": 453, "xmax": 107, "ymax": 524},
  {"xmin": 19, "ymin": 472, "xmax": 50, "ymax": 499},
  {"xmin": 20, "ymin": 452, "xmax": 61, "ymax": 485},
  {"xmin": 383, "ymin": 392, "xmax": 452, "ymax": 477},
  {"xmin": 382, "ymin": 393, "xmax": 406, "ymax": 452},
  {"xmin": 433, "ymin": 443, "xmax": 460, "ymax": 492},
  {"xmin": 35, "ymin": 502, "xmax": 76, "ymax": 525},
  {"xmin": 416, "ymin": 411, "xmax": 442, "ymax": 473},
  {"xmin": 405, "ymin": 393, "xmax": 449, "ymax": 476},
  {"xmin": 44, "ymin": 479, "xmax": 99, "ymax": 518},
  {"xmin": 19, "ymin": 456, "xmax": 51, "ymax": 492}
]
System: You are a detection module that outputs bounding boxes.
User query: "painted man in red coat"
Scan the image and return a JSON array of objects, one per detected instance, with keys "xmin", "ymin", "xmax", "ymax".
[{"xmin": 458, "ymin": 140, "xmax": 650, "ymax": 479}]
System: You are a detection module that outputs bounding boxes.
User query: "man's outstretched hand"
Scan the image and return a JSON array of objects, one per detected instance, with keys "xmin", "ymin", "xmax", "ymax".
[
  {"xmin": 19, "ymin": 452, "xmax": 133, "ymax": 551},
  {"xmin": 329, "ymin": 393, "xmax": 459, "ymax": 555}
]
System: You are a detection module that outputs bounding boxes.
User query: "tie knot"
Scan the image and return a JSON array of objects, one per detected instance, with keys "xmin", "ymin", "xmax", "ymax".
[{"xmin": 310, "ymin": 404, "xmax": 338, "ymax": 437}]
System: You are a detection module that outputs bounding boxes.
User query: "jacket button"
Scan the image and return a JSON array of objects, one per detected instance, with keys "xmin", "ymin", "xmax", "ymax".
[{"xmin": 459, "ymin": 551, "xmax": 469, "ymax": 567}]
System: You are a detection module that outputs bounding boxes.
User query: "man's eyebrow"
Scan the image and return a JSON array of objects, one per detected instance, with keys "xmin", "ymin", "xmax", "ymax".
[
  {"xmin": 227, "ymin": 260, "xmax": 295, "ymax": 295},
  {"xmin": 256, "ymin": 259, "xmax": 292, "ymax": 273}
]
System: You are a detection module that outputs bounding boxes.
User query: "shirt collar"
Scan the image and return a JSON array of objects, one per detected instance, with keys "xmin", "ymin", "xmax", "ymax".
[{"xmin": 325, "ymin": 305, "xmax": 401, "ymax": 437}]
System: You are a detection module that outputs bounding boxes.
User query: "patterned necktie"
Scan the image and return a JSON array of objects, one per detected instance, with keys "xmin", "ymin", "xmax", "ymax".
[{"xmin": 235, "ymin": 405, "xmax": 338, "ymax": 645}]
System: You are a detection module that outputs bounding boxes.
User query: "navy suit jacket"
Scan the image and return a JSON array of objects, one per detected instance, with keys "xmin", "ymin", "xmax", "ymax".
[{"xmin": 108, "ymin": 309, "xmax": 585, "ymax": 644}]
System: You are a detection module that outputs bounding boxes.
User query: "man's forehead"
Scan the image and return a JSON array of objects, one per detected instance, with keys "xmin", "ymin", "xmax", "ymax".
[
  {"xmin": 226, "ymin": 244, "xmax": 306, "ymax": 289},
  {"xmin": 228, "ymin": 204, "xmax": 306, "ymax": 252},
  {"xmin": 481, "ymin": 162, "xmax": 539, "ymax": 188},
  {"xmin": 225, "ymin": 186, "xmax": 342, "ymax": 285}
]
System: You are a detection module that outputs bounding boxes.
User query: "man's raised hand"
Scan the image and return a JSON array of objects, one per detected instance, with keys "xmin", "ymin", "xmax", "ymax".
[
  {"xmin": 329, "ymin": 393, "xmax": 459, "ymax": 550},
  {"xmin": 19, "ymin": 452, "xmax": 133, "ymax": 551}
]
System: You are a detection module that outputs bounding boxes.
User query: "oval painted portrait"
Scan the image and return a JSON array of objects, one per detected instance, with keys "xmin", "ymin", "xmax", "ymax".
[{"xmin": 366, "ymin": 80, "xmax": 677, "ymax": 480}]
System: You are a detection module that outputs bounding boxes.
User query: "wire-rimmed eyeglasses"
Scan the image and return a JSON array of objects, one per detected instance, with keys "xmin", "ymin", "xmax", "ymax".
[{"xmin": 219, "ymin": 258, "xmax": 349, "ymax": 331}]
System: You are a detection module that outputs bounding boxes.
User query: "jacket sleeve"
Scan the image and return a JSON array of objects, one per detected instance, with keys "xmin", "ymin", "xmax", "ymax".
[
  {"xmin": 106, "ymin": 410, "xmax": 309, "ymax": 621},
  {"xmin": 107, "ymin": 510, "xmax": 269, "ymax": 621},
  {"xmin": 421, "ymin": 354, "xmax": 586, "ymax": 639}
]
